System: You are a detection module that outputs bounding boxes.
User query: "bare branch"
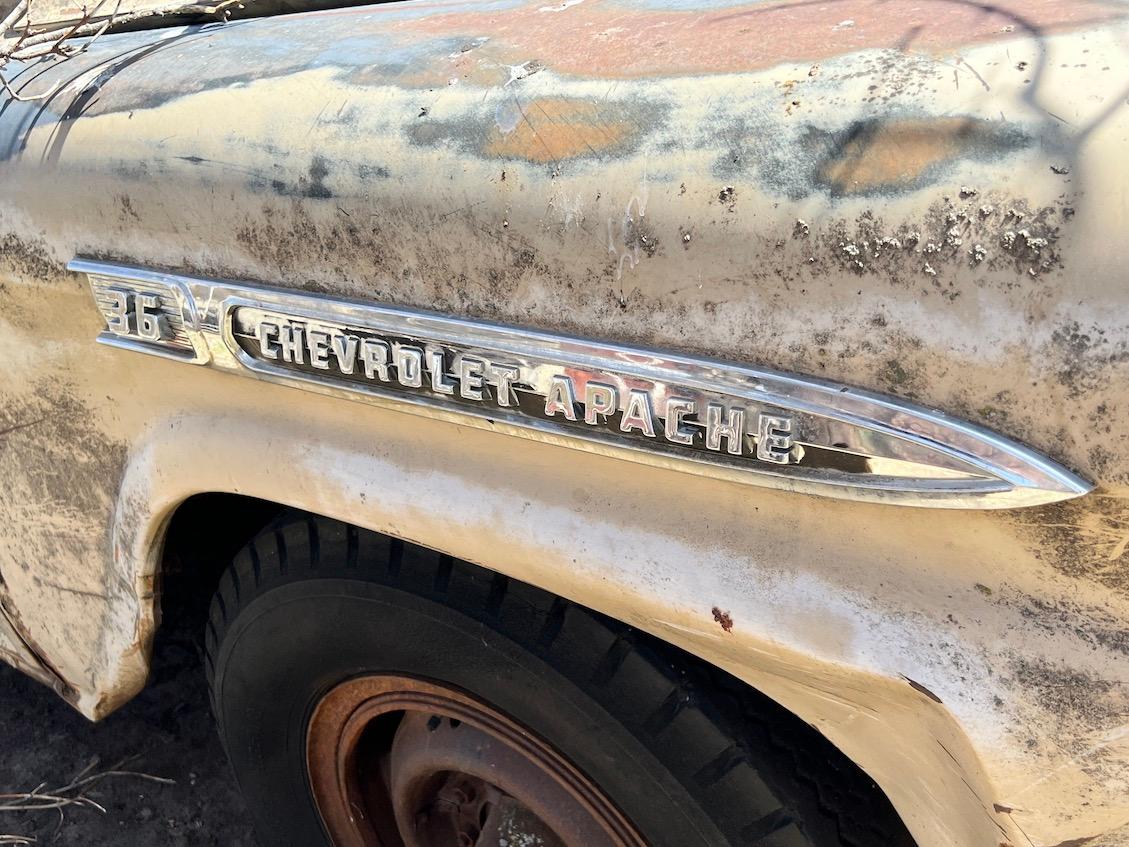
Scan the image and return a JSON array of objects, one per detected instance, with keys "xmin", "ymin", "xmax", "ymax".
[
  {"xmin": 0, "ymin": 792, "xmax": 106, "ymax": 813},
  {"xmin": 9, "ymin": 0, "xmax": 244, "ymax": 54},
  {"xmin": 0, "ymin": 68, "xmax": 60, "ymax": 100},
  {"xmin": 1, "ymin": 0, "xmax": 248, "ymax": 102},
  {"xmin": 71, "ymin": 0, "xmax": 121, "ymax": 54},
  {"xmin": 18, "ymin": 0, "xmax": 113, "ymax": 50},
  {"xmin": 0, "ymin": 0, "xmax": 30, "ymax": 38},
  {"xmin": 0, "ymin": 757, "xmax": 174, "ymax": 826}
]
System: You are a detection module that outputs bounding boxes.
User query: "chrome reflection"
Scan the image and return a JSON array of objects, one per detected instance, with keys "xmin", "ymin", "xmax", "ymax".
[{"xmin": 71, "ymin": 259, "xmax": 1092, "ymax": 509}]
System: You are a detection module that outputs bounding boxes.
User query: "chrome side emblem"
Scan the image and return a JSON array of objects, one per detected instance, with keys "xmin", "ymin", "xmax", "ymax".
[
  {"xmin": 87, "ymin": 267, "xmax": 210, "ymax": 364},
  {"xmin": 71, "ymin": 259, "xmax": 1091, "ymax": 509}
]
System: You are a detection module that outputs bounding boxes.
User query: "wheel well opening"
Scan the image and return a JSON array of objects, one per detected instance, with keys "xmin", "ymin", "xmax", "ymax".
[
  {"xmin": 158, "ymin": 501, "xmax": 915, "ymax": 845},
  {"xmin": 158, "ymin": 493, "xmax": 284, "ymax": 630}
]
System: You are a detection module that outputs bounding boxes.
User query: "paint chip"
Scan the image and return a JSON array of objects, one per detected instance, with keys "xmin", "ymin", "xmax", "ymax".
[
  {"xmin": 538, "ymin": 0, "xmax": 583, "ymax": 11},
  {"xmin": 902, "ymin": 675, "xmax": 943, "ymax": 703}
]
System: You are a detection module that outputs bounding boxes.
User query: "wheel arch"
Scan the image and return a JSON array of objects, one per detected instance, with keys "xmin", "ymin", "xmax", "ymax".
[{"xmin": 102, "ymin": 410, "xmax": 1014, "ymax": 847}]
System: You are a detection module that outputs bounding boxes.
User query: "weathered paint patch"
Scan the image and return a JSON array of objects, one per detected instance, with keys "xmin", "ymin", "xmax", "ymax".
[
  {"xmin": 400, "ymin": 0, "xmax": 1125, "ymax": 79},
  {"xmin": 1009, "ymin": 493, "xmax": 1129, "ymax": 597},
  {"xmin": 269, "ymin": 156, "xmax": 335, "ymax": 199},
  {"xmin": 0, "ymin": 231, "xmax": 61, "ymax": 286},
  {"xmin": 707, "ymin": 109, "xmax": 1039, "ymax": 200},
  {"xmin": 1006, "ymin": 655, "xmax": 1129, "ymax": 750},
  {"xmin": 0, "ymin": 377, "xmax": 128, "ymax": 698},
  {"xmin": 995, "ymin": 586, "xmax": 1129, "ymax": 658},
  {"xmin": 484, "ymin": 97, "xmax": 638, "ymax": 162},
  {"xmin": 812, "ymin": 118, "xmax": 1030, "ymax": 197},
  {"xmin": 0, "ymin": 605, "xmax": 58, "ymax": 689},
  {"xmin": 408, "ymin": 94, "xmax": 656, "ymax": 164},
  {"xmin": 3, "ymin": 8, "xmax": 1129, "ymax": 847},
  {"xmin": 1046, "ymin": 322, "xmax": 1129, "ymax": 403}
]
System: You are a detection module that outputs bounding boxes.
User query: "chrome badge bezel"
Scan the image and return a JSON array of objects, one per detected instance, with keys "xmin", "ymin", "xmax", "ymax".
[{"xmin": 72, "ymin": 258, "xmax": 1092, "ymax": 509}]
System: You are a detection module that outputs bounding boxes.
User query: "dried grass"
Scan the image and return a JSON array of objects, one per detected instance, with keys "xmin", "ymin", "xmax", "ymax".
[{"xmin": 0, "ymin": 756, "xmax": 174, "ymax": 844}]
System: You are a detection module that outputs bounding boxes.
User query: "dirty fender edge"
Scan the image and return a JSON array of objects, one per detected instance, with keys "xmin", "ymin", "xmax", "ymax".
[{"xmin": 105, "ymin": 410, "xmax": 1020, "ymax": 847}]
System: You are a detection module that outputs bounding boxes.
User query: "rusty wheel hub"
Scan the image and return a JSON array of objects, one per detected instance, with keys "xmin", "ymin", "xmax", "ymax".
[{"xmin": 306, "ymin": 675, "xmax": 647, "ymax": 847}]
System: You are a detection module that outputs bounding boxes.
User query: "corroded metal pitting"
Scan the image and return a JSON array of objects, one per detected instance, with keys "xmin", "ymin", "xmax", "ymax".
[{"xmin": 305, "ymin": 675, "xmax": 646, "ymax": 847}]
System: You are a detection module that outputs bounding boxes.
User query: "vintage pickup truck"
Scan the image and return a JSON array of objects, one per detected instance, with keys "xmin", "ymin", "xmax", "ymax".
[{"xmin": 1, "ymin": 0, "xmax": 1127, "ymax": 844}]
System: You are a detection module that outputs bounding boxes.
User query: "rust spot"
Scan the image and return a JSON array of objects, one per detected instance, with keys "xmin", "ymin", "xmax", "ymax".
[
  {"xmin": 711, "ymin": 606, "xmax": 733, "ymax": 632},
  {"xmin": 483, "ymin": 98, "xmax": 634, "ymax": 163}
]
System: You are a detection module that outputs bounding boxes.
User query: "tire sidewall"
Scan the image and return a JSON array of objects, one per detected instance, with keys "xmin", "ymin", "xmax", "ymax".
[{"xmin": 211, "ymin": 576, "xmax": 726, "ymax": 847}]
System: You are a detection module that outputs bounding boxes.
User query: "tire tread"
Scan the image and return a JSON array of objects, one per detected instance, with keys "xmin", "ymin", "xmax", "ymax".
[{"xmin": 206, "ymin": 513, "xmax": 915, "ymax": 847}]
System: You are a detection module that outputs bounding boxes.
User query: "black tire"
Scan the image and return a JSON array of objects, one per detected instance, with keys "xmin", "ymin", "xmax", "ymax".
[{"xmin": 206, "ymin": 513, "xmax": 915, "ymax": 847}]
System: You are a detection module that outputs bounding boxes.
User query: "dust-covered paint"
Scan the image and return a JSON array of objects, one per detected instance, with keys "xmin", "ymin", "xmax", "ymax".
[{"xmin": 1, "ymin": 1, "xmax": 1128, "ymax": 846}]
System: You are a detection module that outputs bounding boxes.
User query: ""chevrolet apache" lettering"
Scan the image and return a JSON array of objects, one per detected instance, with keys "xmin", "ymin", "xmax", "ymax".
[
  {"xmin": 255, "ymin": 318, "xmax": 796, "ymax": 463},
  {"xmin": 76, "ymin": 260, "xmax": 1094, "ymax": 507}
]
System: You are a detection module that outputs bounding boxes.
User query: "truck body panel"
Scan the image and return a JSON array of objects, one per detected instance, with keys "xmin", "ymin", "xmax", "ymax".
[{"xmin": 2, "ymin": 2, "xmax": 1128, "ymax": 844}]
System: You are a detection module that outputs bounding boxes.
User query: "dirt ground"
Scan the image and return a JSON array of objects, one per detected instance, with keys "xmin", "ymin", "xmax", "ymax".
[{"xmin": 0, "ymin": 610, "xmax": 256, "ymax": 846}]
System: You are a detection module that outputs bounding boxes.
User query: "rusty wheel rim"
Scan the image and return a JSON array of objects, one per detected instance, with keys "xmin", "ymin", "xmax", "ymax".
[{"xmin": 306, "ymin": 674, "xmax": 648, "ymax": 847}]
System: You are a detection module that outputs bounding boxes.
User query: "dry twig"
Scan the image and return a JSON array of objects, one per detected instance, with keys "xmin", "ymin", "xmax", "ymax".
[
  {"xmin": 0, "ymin": 0, "xmax": 246, "ymax": 100},
  {"xmin": 0, "ymin": 755, "xmax": 174, "ymax": 843}
]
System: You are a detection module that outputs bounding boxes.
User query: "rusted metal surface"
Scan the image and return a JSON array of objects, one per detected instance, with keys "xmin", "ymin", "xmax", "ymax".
[
  {"xmin": 0, "ymin": 1, "xmax": 1127, "ymax": 845},
  {"xmin": 306, "ymin": 674, "xmax": 646, "ymax": 846}
]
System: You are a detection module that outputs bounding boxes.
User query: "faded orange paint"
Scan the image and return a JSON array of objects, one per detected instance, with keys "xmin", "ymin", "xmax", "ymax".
[
  {"xmin": 373, "ymin": 50, "xmax": 513, "ymax": 89},
  {"xmin": 391, "ymin": 0, "xmax": 1122, "ymax": 80},
  {"xmin": 484, "ymin": 98, "xmax": 635, "ymax": 162},
  {"xmin": 817, "ymin": 118, "xmax": 969, "ymax": 195}
]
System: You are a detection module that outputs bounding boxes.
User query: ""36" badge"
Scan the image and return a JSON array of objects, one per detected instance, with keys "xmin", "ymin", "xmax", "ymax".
[{"xmin": 104, "ymin": 288, "xmax": 169, "ymax": 342}]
